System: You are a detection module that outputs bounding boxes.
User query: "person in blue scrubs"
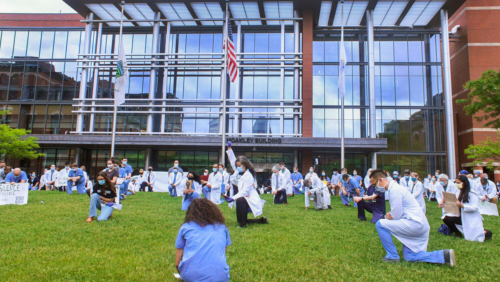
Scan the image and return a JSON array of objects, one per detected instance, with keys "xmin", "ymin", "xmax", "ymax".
[
  {"xmin": 5, "ymin": 168, "xmax": 28, "ymax": 184},
  {"xmin": 87, "ymin": 171, "xmax": 117, "ymax": 222},
  {"xmin": 354, "ymin": 184, "xmax": 386, "ymax": 223},
  {"xmin": 341, "ymin": 174, "xmax": 365, "ymax": 207},
  {"xmin": 291, "ymin": 166, "xmax": 303, "ymax": 195},
  {"xmin": 67, "ymin": 163, "xmax": 86, "ymax": 194},
  {"xmin": 29, "ymin": 172, "xmax": 40, "ymax": 190},
  {"xmin": 175, "ymin": 198, "xmax": 231, "ymax": 282},
  {"xmin": 181, "ymin": 171, "xmax": 202, "ymax": 211},
  {"xmin": 120, "ymin": 157, "xmax": 133, "ymax": 199}
]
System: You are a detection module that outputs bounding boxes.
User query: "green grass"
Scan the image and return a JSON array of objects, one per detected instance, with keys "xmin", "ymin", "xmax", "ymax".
[{"xmin": 1, "ymin": 191, "xmax": 499, "ymax": 281}]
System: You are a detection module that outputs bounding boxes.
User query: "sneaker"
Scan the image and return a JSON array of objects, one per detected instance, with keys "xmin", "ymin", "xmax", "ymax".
[
  {"xmin": 485, "ymin": 229, "xmax": 493, "ymax": 240},
  {"xmin": 382, "ymin": 257, "xmax": 400, "ymax": 263},
  {"xmin": 359, "ymin": 218, "xmax": 367, "ymax": 221},
  {"xmin": 444, "ymin": 249, "xmax": 456, "ymax": 267},
  {"xmin": 261, "ymin": 217, "xmax": 269, "ymax": 224},
  {"xmin": 317, "ymin": 208, "xmax": 323, "ymax": 211},
  {"xmin": 328, "ymin": 205, "xmax": 332, "ymax": 209}
]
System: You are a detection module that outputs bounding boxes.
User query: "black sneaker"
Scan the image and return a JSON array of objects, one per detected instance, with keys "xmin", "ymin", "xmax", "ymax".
[
  {"xmin": 444, "ymin": 249, "xmax": 456, "ymax": 267},
  {"xmin": 328, "ymin": 205, "xmax": 332, "ymax": 209},
  {"xmin": 485, "ymin": 229, "xmax": 493, "ymax": 240},
  {"xmin": 359, "ymin": 218, "xmax": 367, "ymax": 221},
  {"xmin": 261, "ymin": 217, "xmax": 269, "ymax": 224},
  {"xmin": 317, "ymin": 208, "xmax": 323, "ymax": 211},
  {"xmin": 382, "ymin": 257, "xmax": 400, "ymax": 263}
]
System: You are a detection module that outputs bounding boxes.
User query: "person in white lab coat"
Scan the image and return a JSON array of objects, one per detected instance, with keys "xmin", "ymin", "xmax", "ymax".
[
  {"xmin": 427, "ymin": 175, "xmax": 438, "ymax": 201},
  {"xmin": 423, "ymin": 174, "xmax": 432, "ymax": 199},
  {"xmin": 279, "ymin": 162, "xmax": 293, "ymax": 197},
  {"xmin": 474, "ymin": 177, "xmax": 499, "ymax": 204},
  {"xmin": 271, "ymin": 166, "xmax": 288, "ymax": 205},
  {"xmin": 57, "ymin": 162, "xmax": 71, "ymax": 193},
  {"xmin": 207, "ymin": 164, "xmax": 223, "ymax": 205},
  {"xmin": 370, "ymin": 170, "xmax": 456, "ymax": 266},
  {"xmin": 408, "ymin": 172, "xmax": 426, "ymax": 213},
  {"xmin": 43, "ymin": 164, "xmax": 59, "ymax": 191},
  {"xmin": 140, "ymin": 166, "xmax": 156, "ymax": 192},
  {"xmin": 436, "ymin": 174, "xmax": 460, "ymax": 217},
  {"xmin": 399, "ymin": 169, "xmax": 412, "ymax": 189},
  {"xmin": 442, "ymin": 175, "xmax": 490, "ymax": 241},
  {"xmin": 303, "ymin": 175, "xmax": 328, "ymax": 211},
  {"xmin": 168, "ymin": 167, "xmax": 183, "ymax": 197},
  {"xmin": 225, "ymin": 142, "xmax": 267, "ymax": 228}
]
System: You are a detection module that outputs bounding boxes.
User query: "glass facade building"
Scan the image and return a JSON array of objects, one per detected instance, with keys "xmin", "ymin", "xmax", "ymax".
[{"xmin": 0, "ymin": 0, "xmax": 465, "ymax": 181}]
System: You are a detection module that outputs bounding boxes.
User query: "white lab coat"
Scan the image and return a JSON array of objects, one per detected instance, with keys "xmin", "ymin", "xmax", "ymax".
[
  {"xmin": 43, "ymin": 170, "xmax": 58, "ymax": 188},
  {"xmin": 400, "ymin": 177, "xmax": 413, "ymax": 189},
  {"xmin": 280, "ymin": 167, "xmax": 293, "ymax": 195},
  {"xmin": 271, "ymin": 172, "xmax": 287, "ymax": 193},
  {"xmin": 409, "ymin": 181, "xmax": 426, "ymax": 213},
  {"xmin": 142, "ymin": 171, "xmax": 156, "ymax": 189},
  {"xmin": 379, "ymin": 181, "xmax": 430, "ymax": 253},
  {"xmin": 232, "ymin": 169, "xmax": 264, "ymax": 217},
  {"xmin": 208, "ymin": 171, "xmax": 223, "ymax": 204},
  {"xmin": 473, "ymin": 180, "xmax": 497, "ymax": 201},
  {"xmin": 168, "ymin": 171, "xmax": 183, "ymax": 196},
  {"xmin": 364, "ymin": 174, "xmax": 371, "ymax": 189},
  {"xmin": 454, "ymin": 190, "xmax": 485, "ymax": 242},
  {"xmin": 304, "ymin": 172, "xmax": 317, "ymax": 207},
  {"xmin": 308, "ymin": 174, "xmax": 328, "ymax": 209},
  {"xmin": 435, "ymin": 182, "xmax": 460, "ymax": 217}
]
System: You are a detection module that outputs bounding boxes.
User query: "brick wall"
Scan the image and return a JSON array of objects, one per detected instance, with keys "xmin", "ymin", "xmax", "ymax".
[{"xmin": 0, "ymin": 13, "xmax": 85, "ymax": 27}]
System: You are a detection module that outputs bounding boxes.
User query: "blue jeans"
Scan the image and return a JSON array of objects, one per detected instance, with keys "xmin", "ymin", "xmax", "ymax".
[
  {"xmin": 182, "ymin": 192, "xmax": 200, "ymax": 211},
  {"xmin": 203, "ymin": 186, "xmax": 211, "ymax": 199},
  {"xmin": 89, "ymin": 193, "xmax": 114, "ymax": 221},
  {"xmin": 66, "ymin": 183, "xmax": 73, "ymax": 194},
  {"xmin": 121, "ymin": 180, "xmax": 129, "ymax": 196},
  {"xmin": 375, "ymin": 221, "xmax": 444, "ymax": 263},
  {"xmin": 293, "ymin": 183, "xmax": 302, "ymax": 195},
  {"xmin": 168, "ymin": 185, "xmax": 177, "ymax": 197},
  {"xmin": 351, "ymin": 188, "xmax": 364, "ymax": 208}
]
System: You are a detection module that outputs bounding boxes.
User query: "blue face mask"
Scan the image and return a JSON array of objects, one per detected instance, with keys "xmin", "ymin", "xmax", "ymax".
[
  {"xmin": 237, "ymin": 166, "xmax": 244, "ymax": 173},
  {"xmin": 353, "ymin": 172, "xmax": 357, "ymax": 176},
  {"xmin": 439, "ymin": 181, "xmax": 446, "ymax": 187},
  {"xmin": 65, "ymin": 166, "xmax": 69, "ymax": 170},
  {"xmin": 482, "ymin": 185, "xmax": 488, "ymax": 190},
  {"xmin": 411, "ymin": 177, "xmax": 417, "ymax": 182},
  {"xmin": 405, "ymin": 175, "xmax": 410, "ymax": 180},
  {"xmin": 98, "ymin": 180, "xmax": 105, "ymax": 185},
  {"xmin": 213, "ymin": 168, "xmax": 217, "ymax": 172},
  {"xmin": 174, "ymin": 164, "xmax": 178, "ymax": 167},
  {"xmin": 73, "ymin": 168, "xmax": 77, "ymax": 172},
  {"xmin": 309, "ymin": 169, "xmax": 313, "ymax": 173},
  {"xmin": 375, "ymin": 180, "xmax": 385, "ymax": 193},
  {"xmin": 393, "ymin": 174, "xmax": 397, "ymax": 178},
  {"xmin": 219, "ymin": 168, "xmax": 223, "ymax": 172},
  {"xmin": 322, "ymin": 173, "xmax": 325, "ymax": 176},
  {"xmin": 333, "ymin": 172, "xmax": 337, "ymax": 175},
  {"xmin": 173, "ymin": 169, "xmax": 178, "ymax": 173},
  {"xmin": 484, "ymin": 176, "xmax": 489, "ymax": 179},
  {"xmin": 123, "ymin": 161, "xmax": 127, "ymax": 165},
  {"xmin": 428, "ymin": 176, "xmax": 431, "ymax": 179},
  {"xmin": 51, "ymin": 167, "xmax": 55, "ymax": 171},
  {"xmin": 294, "ymin": 170, "xmax": 297, "ymax": 173}
]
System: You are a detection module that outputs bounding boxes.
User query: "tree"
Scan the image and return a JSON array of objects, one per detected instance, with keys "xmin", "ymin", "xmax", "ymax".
[
  {"xmin": 457, "ymin": 69, "xmax": 500, "ymax": 168},
  {"xmin": 0, "ymin": 111, "xmax": 45, "ymax": 161},
  {"xmin": 457, "ymin": 69, "xmax": 500, "ymax": 128}
]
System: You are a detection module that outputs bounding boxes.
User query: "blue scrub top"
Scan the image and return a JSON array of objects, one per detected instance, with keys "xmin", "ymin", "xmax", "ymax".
[
  {"xmin": 5, "ymin": 171, "xmax": 28, "ymax": 183},
  {"xmin": 118, "ymin": 167, "xmax": 127, "ymax": 178},
  {"xmin": 366, "ymin": 185, "xmax": 385, "ymax": 214},
  {"xmin": 290, "ymin": 172, "xmax": 303, "ymax": 184},
  {"xmin": 344, "ymin": 177, "xmax": 361, "ymax": 194},
  {"xmin": 68, "ymin": 168, "xmax": 85, "ymax": 185},
  {"xmin": 123, "ymin": 164, "xmax": 133, "ymax": 177},
  {"xmin": 175, "ymin": 222, "xmax": 231, "ymax": 282},
  {"xmin": 330, "ymin": 173, "xmax": 341, "ymax": 186}
]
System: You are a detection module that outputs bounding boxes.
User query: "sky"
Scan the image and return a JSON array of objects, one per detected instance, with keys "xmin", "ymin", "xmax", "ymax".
[{"xmin": 0, "ymin": 0, "xmax": 77, "ymax": 13}]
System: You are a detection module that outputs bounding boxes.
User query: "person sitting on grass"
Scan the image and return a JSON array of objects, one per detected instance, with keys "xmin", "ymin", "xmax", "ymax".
[
  {"xmin": 175, "ymin": 198, "xmax": 231, "ymax": 282},
  {"xmin": 182, "ymin": 171, "xmax": 203, "ymax": 211},
  {"xmin": 86, "ymin": 171, "xmax": 117, "ymax": 222}
]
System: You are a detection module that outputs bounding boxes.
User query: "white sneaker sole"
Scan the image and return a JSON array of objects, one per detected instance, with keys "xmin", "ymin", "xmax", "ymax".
[{"xmin": 449, "ymin": 249, "xmax": 456, "ymax": 267}]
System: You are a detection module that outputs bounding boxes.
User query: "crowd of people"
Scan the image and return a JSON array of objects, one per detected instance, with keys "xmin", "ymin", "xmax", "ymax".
[{"xmin": 2, "ymin": 147, "xmax": 500, "ymax": 281}]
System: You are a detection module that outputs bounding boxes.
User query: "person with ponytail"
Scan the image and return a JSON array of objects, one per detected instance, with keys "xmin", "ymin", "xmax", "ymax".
[
  {"xmin": 225, "ymin": 141, "xmax": 268, "ymax": 228},
  {"xmin": 442, "ymin": 174, "xmax": 491, "ymax": 241},
  {"xmin": 86, "ymin": 171, "xmax": 117, "ymax": 222}
]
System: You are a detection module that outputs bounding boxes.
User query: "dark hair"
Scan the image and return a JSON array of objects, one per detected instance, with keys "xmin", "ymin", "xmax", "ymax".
[
  {"xmin": 480, "ymin": 178, "xmax": 488, "ymax": 186},
  {"xmin": 187, "ymin": 170, "xmax": 201, "ymax": 184},
  {"xmin": 369, "ymin": 169, "xmax": 387, "ymax": 181},
  {"xmin": 236, "ymin": 155, "xmax": 257, "ymax": 178},
  {"xmin": 332, "ymin": 168, "xmax": 338, "ymax": 172},
  {"xmin": 113, "ymin": 159, "xmax": 121, "ymax": 165},
  {"xmin": 71, "ymin": 163, "xmax": 78, "ymax": 168},
  {"xmin": 122, "ymin": 157, "xmax": 127, "ymax": 160},
  {"xmin": 342, "ymin": 174, "xmax": 349, "ymax": 181},
  {"xmin": 457, "ymin": 175, "xmax": 470, "ymax": 203},
  {"xmin": 183, "ymin": 198, "xmax": 226, "ymax": 227},
  {"xmin": 279, "ymin": 162, "xmax": 285, "ymax": 166},
  {"xmin": 65, "ymin": 162, "xmax": 71, "ymax": 166},
  {"xmin": 218, "ymin": 163, "xmax": 225, "ymax": 168},
  {"xmin": 97, "ymin": 171, "xmax": 116, "ymax": 194}
]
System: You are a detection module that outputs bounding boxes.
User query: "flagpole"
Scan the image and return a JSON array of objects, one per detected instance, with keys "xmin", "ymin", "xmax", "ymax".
[
  {"xmin": 340, "ymin": 0, "xmax": 345, "ymax": 169},
  {"xmin": 111, "ymin": 1, "xmax": 125, "ymax": 158},
  {"xmin": 221, "ymin": 0, "xmax": 229, "ymax": 165}
]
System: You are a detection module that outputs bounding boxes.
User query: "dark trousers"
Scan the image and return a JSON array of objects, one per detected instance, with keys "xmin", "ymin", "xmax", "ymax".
[
  {"xmin": 443, "ymin": 215, "xmax": 462, "ymax": 234},
  {"xmin": 236, "ymin": 198, "xmax": 264, "ymax": 227},
  {"xmin": 140, "ymin": 182, "xmax": 152, "ymax": 192},
  {"xmin": 274, "ymin": 189, "xmax": 287, "ymax": 204},
  {"xmin": 357, "ymin": 200, "xmax": 384, "ymax": 223},
  {"xmin": 226, "ymin": 185, "xmax": 239, "ymax": 197}
]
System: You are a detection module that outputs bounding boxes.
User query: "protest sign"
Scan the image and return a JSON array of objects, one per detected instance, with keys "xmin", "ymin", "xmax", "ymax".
[
  {"xmin": 0, "ymin": 183, "xmax": 29, "ymax": 205},
  {"xmin": 478, "ymin": 201, "xmax": 499, "ymax": 216},
  {"xmin": 443, "ymin": 191, "xmax": 460, "ymax": 216},
  {"xmin": 55, "ymin": 176, "xmax": 68, "ymax": 188}
]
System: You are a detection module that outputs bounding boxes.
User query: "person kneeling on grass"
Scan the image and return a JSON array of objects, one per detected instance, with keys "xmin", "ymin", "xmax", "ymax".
[
  {"xmin": 86, "ymin": 171, "xmax": 117, "ymax": 222},
  {"xmin": 175, "ymin": 198, "xmax": 231, "ymax": 282},
  {"xmin": 182, "ymin": 171, "xmax": 203, "ymax": 211},
  {"xmin": 271, "ymin": 166, "xmax": 288, "ymax": 205},
  {"xmin": 303, "ymin": 177, "xmax": 328, "ymax": 211},
  {"xmin": 370, "ymin": 169, "xmax": 456, "ymax": 266}
]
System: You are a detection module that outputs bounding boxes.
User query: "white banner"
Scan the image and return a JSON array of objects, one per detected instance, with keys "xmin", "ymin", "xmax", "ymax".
[
  {"xmin": 479, "ymin": 201, "xmax": 499, "ymax": 216},
  {"xmin": 150, "ymin": 172, "xmax": 187, "ymax": 194},
  {"xmin": 0, "ymin": 183, "xmax": 29, "ymax": 205},
  {"xmin": 55, "ymin": 177, "xmax": 68, "ymax": 188}
]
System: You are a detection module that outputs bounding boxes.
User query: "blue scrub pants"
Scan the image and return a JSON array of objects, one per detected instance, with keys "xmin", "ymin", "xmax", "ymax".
[
  {"xmin": 220, "ymin": 184, "xmax": 225, "ymax": 203},
  {"xmin": 66, "ymin": 183, "xmax": 72, "ymax": 194},
  {"xmin": 182, "ymin": 192, "xmax": 200, "ymax": 211},
  {"xmin": 293, "ymin": 183, "xmax": 302, "ymax": 195},
  {"xmin": 341, "ymin": 192, "xmax": 351, "ymax": 205},
  {"xmin": 375, "ymin": 221, "xmax": 444, "ymax": 263},
  {"xmin": 203, "ymin": 186, "xmax": 211, "ymax": 199},
  {"xmin": 169, "ymin": 185, "xmax": 177, "ymax": 197},
  {"xmin": 89, "ymin": 193, "xmax": 114, "ymax": 221},
  {"xmin": 121, "ymin": 180, "xmax": 129, "ymax": 197}
]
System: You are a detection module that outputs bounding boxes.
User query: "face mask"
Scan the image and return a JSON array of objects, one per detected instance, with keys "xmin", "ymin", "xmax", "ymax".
[
  {"xmin": 65, "ymin": 166, "xmax": 69, "ymax": 170},
  {"xmin": 98, "ymin": 180, "xmax": 105, "ymax": 185},
  {"xmin": 482, "ymin": 185, "xmax": 488, "ymax": 190},
  {"xmin": 375, "ymin": 180, "xmax": 385, "ymax": 193},
  {"xmin": 309, "ymin": 169, "xmax": 313, "ymax": 173},
  {"xmin": 114, "ymin": 165, "xmax": 119, "ymax": 169},
  {"xmin": 32, "ymin": 174, "xmax": 36, "ymax": 177},
  {"xmin": 51, "ymin": 167, "xmax": 55, "ymax": 171},
  {"xmin": 436, "ymin": 174, "xmax": 439, "ymax": 177},
  {"xmin": 149, "ymin": 168, "xmax": 152, "ymax": 171},
  {"xmin": 123, "ymin": 161, "xmax": 127, "ymax": 165},
  {"xmin": 219, "ymin": 168, "xmax": 223, "ymax": 172},
  {"xmin": 439, "ymin": 181, "xmax": 446, "ymax": 187},
  {"xmin": 204, "ymin": 172, "xmax": 208, "ymax": 176},
  {"xmin": 411, "ymin": 177, "xmax": 417, "ymax": 182},
  {"xmin": 456, "ymin": 183, "xmax": 463, "ymax": 189},
  {"xmin": 393, "ymin": 174, "xmax": 397, "ymax": 178},
  {"xmin": 334, "ymin": 172, "xmax": 337, "ymax": 175},
  {"xmin": 173, "ymin": 169, "xmax": 178, "ymax": 173},
  {"xmin": 73, "ymin": 168, "xmax": 77, "ymax": 172},
  {"xmin": 108, "ymin": 164, "xmax": 113, "ymax": 168},
  {"xmin": 174, "ymin": 164, "xmax": 178, "ymax": 167},
  {"xmin": 237, "ymin": 166, "xmax": 244, "ymax": 173},
  {"xmin": 353, "ymin": 172, "xmax": 357, "ymax": 176},
  {"xmin": 322, "ymin": 173, "xmax": 325, "ymax": 176},
  {"xmin": 428, "ymin": 176, "xmax": 431, "ymax": 179},
  {"xmin": 475, "ymin": 174, "xmax": 479, "ymax": 178},
  {"xmin": 188, "ymin": 177, "xmax": 194, "ymax": 181},
  {"xmin": 213, "ymin": 168, "xmax": 217, "ymax": 172},
  {"xmin": 294, "ymin": 170, "xmax": 297, "ymax": 173},
  {"xmin": 405, "ymin": 176, "xmax": 409, "ymax": 180},
  {"xmin": 484, "ymin": 176, "xmax": 489, "ymax": 179}
]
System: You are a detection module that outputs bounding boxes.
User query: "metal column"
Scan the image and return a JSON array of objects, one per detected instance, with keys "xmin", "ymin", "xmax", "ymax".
[
  {"xmin": 366, "ymin": 10, "xmax": 377, "ymax": 169},
  {"xmin": 147, "ymin": 12, "xmax": 161, "ymax": 133},
  {"xmin": 160, "ymin": 22, "xmax": 171, "ymax": 133},
  {"xmin": 76, "ymin": 12, "xmax": 94, "ymax": 134},
  {"xmin": 280, "ymin": 20, "xmax": 285, "ymax": 135},
  {"xmin": 293, "ymin": 10, "xmax": 300, "ymax": 135},
  {"xmin": 89, "ymin": 22, "xmax": 103, "ymax": 132},
  {"xmin": 440, "ymin": 9, "xmax": 457, "ymax": 179}
]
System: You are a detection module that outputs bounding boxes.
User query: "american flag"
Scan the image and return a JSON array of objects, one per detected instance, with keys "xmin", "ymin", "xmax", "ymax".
[{"xmin": 224, "ymin": 21, "xmax": 238, "ymax": 83}]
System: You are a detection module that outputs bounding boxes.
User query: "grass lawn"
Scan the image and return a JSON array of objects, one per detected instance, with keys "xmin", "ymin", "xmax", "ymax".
[{"xmin": 1, "ymin": 191, "xmax": 499, "ymax": 281}]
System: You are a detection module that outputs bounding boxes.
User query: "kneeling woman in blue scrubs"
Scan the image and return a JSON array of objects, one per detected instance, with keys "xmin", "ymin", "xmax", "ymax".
[
  {"xmin": 181, "ymin": 171, "xmax": 203, "ymax": 211},
  {"xmin": 175, "ymin": 198, "xmax": 231, "ymax": 282},
  {"xmin": 86, "ymin": 172, "xmax": 117, "ymax": 222}
]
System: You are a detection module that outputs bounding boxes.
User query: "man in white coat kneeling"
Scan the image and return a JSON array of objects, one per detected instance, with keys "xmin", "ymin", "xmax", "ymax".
[
  {"xmin": 303, "ymin": 176, "xmax": 328, "ymax": 211},
  {"xmin": 369, "ymin": 169, "xmax": 456, "ymax": 266}
]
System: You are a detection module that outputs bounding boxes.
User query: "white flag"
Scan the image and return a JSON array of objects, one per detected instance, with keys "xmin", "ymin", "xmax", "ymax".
[
  {"xmin": 114, "ymin": 40, "xmax": 128, "ymax": 106},
  {"xmin": 338, "ymin": 37, "xmax": 347, "ymax": 98}
]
